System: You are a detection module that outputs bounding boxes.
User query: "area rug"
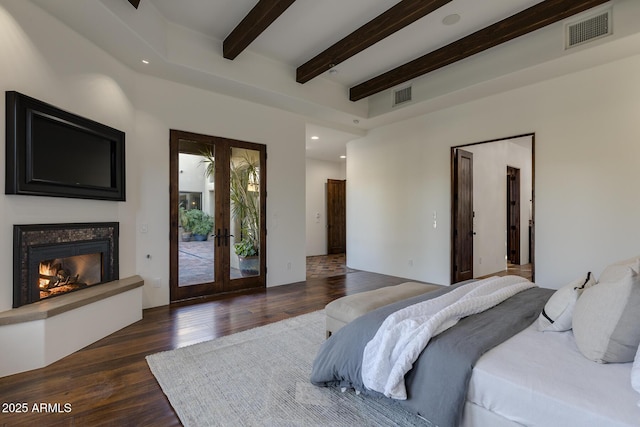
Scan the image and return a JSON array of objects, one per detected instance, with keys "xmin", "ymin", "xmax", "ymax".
[{"xmin": 146, "ymin": 310, "xmax": 423, "ymax": 427}]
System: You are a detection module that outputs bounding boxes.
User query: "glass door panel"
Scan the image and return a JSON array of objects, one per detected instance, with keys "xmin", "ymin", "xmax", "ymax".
[
  {"xmin": 177, "ymin": 149, "xmax": 216, "ymax": 287},
  {"xmin": 229, "ymin": 147, "xmax": 261, "ymax": 280}
]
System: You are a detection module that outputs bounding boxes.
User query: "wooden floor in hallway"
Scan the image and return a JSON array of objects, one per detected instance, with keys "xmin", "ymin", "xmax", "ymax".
[
  {"xmin": 306, "ymin": 253, "xmax": 357, "ymax": 279},
  {"xmin": 477, "ymin": 263, "xmax": 534, "ymax": 281}
]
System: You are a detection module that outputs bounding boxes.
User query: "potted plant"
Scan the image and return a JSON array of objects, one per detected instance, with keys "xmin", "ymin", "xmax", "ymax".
[
  {"xmin": 233, "ymin": 240, "xmax": 259, "ymax": 275},
  {"xmin": 179, "ymin": 206, "xmax": 193, "ymax": 241},
  {"xmin": 186, "ymin": 209, "xmax": 214, "ymax": 241}
]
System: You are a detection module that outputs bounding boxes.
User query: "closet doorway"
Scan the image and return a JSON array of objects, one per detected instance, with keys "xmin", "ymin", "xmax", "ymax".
[
  {"xmin": 451, "ymin": 134, "xmax": 534, "ymax": 284},
  {"xmin": 169, "ymin": 130, "xmax": 266, "ymax": 302}
]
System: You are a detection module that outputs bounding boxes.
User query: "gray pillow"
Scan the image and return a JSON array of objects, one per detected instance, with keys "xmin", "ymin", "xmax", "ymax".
[{"xmin": 572, "ymin": 268, "xmax": 640, "ymax": 363}]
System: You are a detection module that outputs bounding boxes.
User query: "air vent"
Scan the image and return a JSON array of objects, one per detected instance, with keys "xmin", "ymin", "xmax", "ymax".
[
  {"xmin": 393, "ymin": 85, "xmax": 412, "ymax": 107},
  {"xmin": 566, "ymin": 10, "xmax": 611, "ymax": 49}
]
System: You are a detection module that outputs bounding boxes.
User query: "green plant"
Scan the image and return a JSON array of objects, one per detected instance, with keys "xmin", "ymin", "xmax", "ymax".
[
  {"xmin": 233, "ymin": 240, "xmax": 258, "ymax": 257},
  {"xmin": 179, "ymin": 206, "xmax": 193, "ymax": 233},
  {"xmin": 200, "ymin": 148, "xmax": 215, "ymax": 179},
  {"xmin": 186, "ymin": 209, "xmax": 214, "ymax": 236}
]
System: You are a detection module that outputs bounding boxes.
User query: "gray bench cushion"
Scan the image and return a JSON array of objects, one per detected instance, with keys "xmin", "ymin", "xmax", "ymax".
[{"xmin": 325, "ymin": 282, "xmax": 440, "ymax": 336}]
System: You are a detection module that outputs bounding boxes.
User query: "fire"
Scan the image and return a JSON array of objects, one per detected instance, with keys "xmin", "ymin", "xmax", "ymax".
[{"xmin": 39, "ymin": 261, "xmax": 58, "ymax": 290}]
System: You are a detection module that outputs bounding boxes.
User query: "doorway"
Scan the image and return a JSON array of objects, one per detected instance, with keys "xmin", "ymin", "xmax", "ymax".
[
  {"xmin": 451, "ymin": 134, "xmax": 534, "ymax": 284},
  {"xmin": 169, "ymin": 130, "xmax": 266, "ymax": 302}
]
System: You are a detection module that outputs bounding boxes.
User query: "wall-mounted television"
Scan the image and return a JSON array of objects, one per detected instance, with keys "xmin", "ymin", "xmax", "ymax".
[{"xmin": 5, "ymin": 91, "xmax": 126, "ymax": 201}]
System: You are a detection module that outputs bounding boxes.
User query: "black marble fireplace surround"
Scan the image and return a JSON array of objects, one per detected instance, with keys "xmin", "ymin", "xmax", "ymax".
[{"xmin": 13, "ymin": 222, "xmax": 119, "ymax": 308}]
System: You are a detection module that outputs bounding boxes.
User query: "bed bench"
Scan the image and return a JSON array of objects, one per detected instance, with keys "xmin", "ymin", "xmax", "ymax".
[{"xmin": 325, "ymin": 282, "xmax": 441, "ymax": 338}]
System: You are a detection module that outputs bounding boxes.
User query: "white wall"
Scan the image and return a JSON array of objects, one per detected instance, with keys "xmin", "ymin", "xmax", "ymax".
[
  {"xmin": 463, "ymin": 138, "xmax": 532, "ymax": 277},
  {"xmin": 178, "ymin": 153, "xmax": 212, "ymax": 214},
  {"xmin": 0, "ymin": 1, "xmax": 307, "ymax": 312},
  {"xmin": 305, "ymin": 158, "xmax": 346, "ymax": 256},
  {"xmin": 347, "ymin": 53, "xmax": 640, "ymax": 289}
]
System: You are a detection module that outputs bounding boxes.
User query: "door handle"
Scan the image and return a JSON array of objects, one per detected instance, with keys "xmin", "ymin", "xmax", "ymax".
[
  {"xmin": 215, "ymin": 229, "xmax": 222, "ymax": 247},
  {"xmin": 224, "ymin": 229, "xmax": 234, "ymax": 246}
]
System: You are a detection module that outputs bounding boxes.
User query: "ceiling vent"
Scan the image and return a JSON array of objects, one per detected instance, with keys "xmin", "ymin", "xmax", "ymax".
[
  {"xmin": 566, "ymin": 9, "xmax": 611, "ymax": 49},
  {"xmin": 393, "ymin": 85, "xmax": 412, "ymax": 107}
]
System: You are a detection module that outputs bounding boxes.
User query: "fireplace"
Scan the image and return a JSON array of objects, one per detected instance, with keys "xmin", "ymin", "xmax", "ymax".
[{"xmin": 13, "ymin": 223, "xmax": 119, "ymax": 308}]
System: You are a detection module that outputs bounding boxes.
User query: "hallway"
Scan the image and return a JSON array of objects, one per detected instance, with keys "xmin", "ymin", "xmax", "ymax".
[{"xmin": 306, "ymin": 254, "xmax": 357, "ymax": 279}]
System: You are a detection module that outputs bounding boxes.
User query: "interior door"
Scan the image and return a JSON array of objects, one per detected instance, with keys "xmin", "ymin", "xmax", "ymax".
[
  {"xmin": 170, "ymin": 130, "xmax": 266, "ymax": 302},
  {"xmin": 452, "ymin": 149, "xmax": 474, "ymax": 283},
  {"xmin": 507, "ymin": 166, "xmax": 521, "ymax": 265},
  {"xmin": 327, "ymin": 179, "xmax": 346, "ymax": 254}
]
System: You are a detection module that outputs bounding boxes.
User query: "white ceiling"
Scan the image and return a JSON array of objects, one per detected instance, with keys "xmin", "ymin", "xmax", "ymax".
[
  {"xmin": 30, "ymin": 0, "xmax": 636, "ymax": 162},
  {"xmin": 148, "ymin": 0, "xmax": 544, "ymax": 87}
]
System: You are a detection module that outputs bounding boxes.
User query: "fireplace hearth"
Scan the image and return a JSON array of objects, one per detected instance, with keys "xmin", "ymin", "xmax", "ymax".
[{"xmin": 13, "ymin": 223, "xmax": 119, "ymax": 308}]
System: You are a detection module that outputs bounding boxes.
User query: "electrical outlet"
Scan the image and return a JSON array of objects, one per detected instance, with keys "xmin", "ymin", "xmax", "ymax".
[
  {"xmin": 152, "ymin": 278, "xmax": 161, "ymax": 288},
  {"xmin": 408, "ymin": 259, "xmax": 414, "ymax": 267}
]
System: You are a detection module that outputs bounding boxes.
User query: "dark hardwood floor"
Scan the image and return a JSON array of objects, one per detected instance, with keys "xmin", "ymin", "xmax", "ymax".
[
  {"xmin": 476, "ymin": 263, "xmax": 533, "ymax": 282},
  {"xmin": 0, "ymin": 271, "xmax": 410, "ymax": 427}
]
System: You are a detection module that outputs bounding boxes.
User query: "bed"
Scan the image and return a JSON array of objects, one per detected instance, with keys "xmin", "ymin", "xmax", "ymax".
[{"xmin": 311, "ymin": 258, "xmax": 640, "ymax": 427}]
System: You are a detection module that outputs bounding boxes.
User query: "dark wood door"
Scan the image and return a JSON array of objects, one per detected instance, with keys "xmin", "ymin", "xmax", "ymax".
[
  {"xmin": 327, "ymin": 179, "xmax": 346, "ymax": 254},
  {"xmin": 452, "ymin": 149, "xmax": 474, "ymax": 283},
  {"xmin": 170, "ymin": 130, "xmax": 266, "ymax": 302},
  {"xmin": 507, "ymin": 166, "xmax": 521, "ymax": 265}
]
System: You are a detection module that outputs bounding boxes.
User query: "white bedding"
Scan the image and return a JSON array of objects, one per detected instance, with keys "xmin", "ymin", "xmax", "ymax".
[
  {"xmin": 362, "ymin": 276, "xmax": 534, "ymax": 399},
  {"xmin": 467, "ymin": 323, "xmax": 640, "ymax": 427}
]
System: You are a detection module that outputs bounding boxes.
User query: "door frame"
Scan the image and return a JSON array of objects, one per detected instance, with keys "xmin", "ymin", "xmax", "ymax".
[
  {"xmin": 169, "ymin": 130, "xmax": 267, "ymax": 302},
  {"xmin": 450, "ymin": 133, "xmax": 535, "ymax": 283}
]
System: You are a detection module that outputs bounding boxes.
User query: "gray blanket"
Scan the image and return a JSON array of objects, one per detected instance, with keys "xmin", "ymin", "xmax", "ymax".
[{"xmin": 311, "ymin": 282, "xmax": 553, "ymax": 427}]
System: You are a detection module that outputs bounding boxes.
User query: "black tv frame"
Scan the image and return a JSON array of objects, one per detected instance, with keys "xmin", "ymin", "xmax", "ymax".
[{"xmin": 5, "ymin": 91, "xmax": 126, "ymax": 201}]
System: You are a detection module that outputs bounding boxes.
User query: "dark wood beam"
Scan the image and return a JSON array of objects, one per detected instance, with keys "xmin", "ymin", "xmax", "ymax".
[
  {"xmin": 128, "ymin": 0, "xmax": 141, "ymax": 9},
  {"xmin": 350, "ymin": 0, "xmax": 609, "ymax": 101},
  {"xmin": 224, "ymin": 0, "xmax": 297, "ymax": 60},
  {"xmin": 296, "ymin": 0, "xmax": 452, "ymax": 84}
]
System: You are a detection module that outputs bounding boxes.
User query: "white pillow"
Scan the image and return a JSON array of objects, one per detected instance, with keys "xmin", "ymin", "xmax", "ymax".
[
  {"xmin": 537, "ymin": 272, "xmax": 595, "ymax": 332},
  {"xmin": 633, "ymin": 345, "xmax": 640, "ymax": 407},
  {"xmin": 573, "ymin": 268, "xmax": 640, "ymax": 363}
]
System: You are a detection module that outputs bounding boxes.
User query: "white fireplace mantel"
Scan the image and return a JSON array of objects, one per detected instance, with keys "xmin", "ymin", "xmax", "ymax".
[{"xmin": 0, "ymin": 276, "xmax": 144, "ymax": 378}]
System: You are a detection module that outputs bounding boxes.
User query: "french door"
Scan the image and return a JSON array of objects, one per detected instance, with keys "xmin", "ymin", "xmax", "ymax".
[{"xmin": 170, "ymin": 130, "xmax": 266, "ymax": 302}]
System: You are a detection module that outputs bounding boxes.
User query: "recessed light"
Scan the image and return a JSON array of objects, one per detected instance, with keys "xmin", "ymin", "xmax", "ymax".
[
  {"xmin": 340, "ymin": 155, "xmax": 346, "ymax": 159},
  {"xmin": 442, "ymin": 14, "xmax": 461, "ymax": 26},
  {"xmin": 311, "ymin": 136, "xmax": 319, "ymax": 140},
  {"xmin": 142, "ymin": 59, "xmax": 150, "ymax": 64}
]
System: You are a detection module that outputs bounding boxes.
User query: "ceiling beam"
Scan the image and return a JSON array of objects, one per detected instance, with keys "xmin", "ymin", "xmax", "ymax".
[
  {"xmin": 127, "ymin": 0, "xmax": 141, "ymax": 9},
  {"xmin": 296, "ymin": 0, "xmax": 452, "ymax": 84},
  {"xmin": 350, "ymin": 0, "xmax": 610, "ymax": 101},
  {"xmin": 223, "ymin": 0, "xmax": 297, "ymax": 60}
]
